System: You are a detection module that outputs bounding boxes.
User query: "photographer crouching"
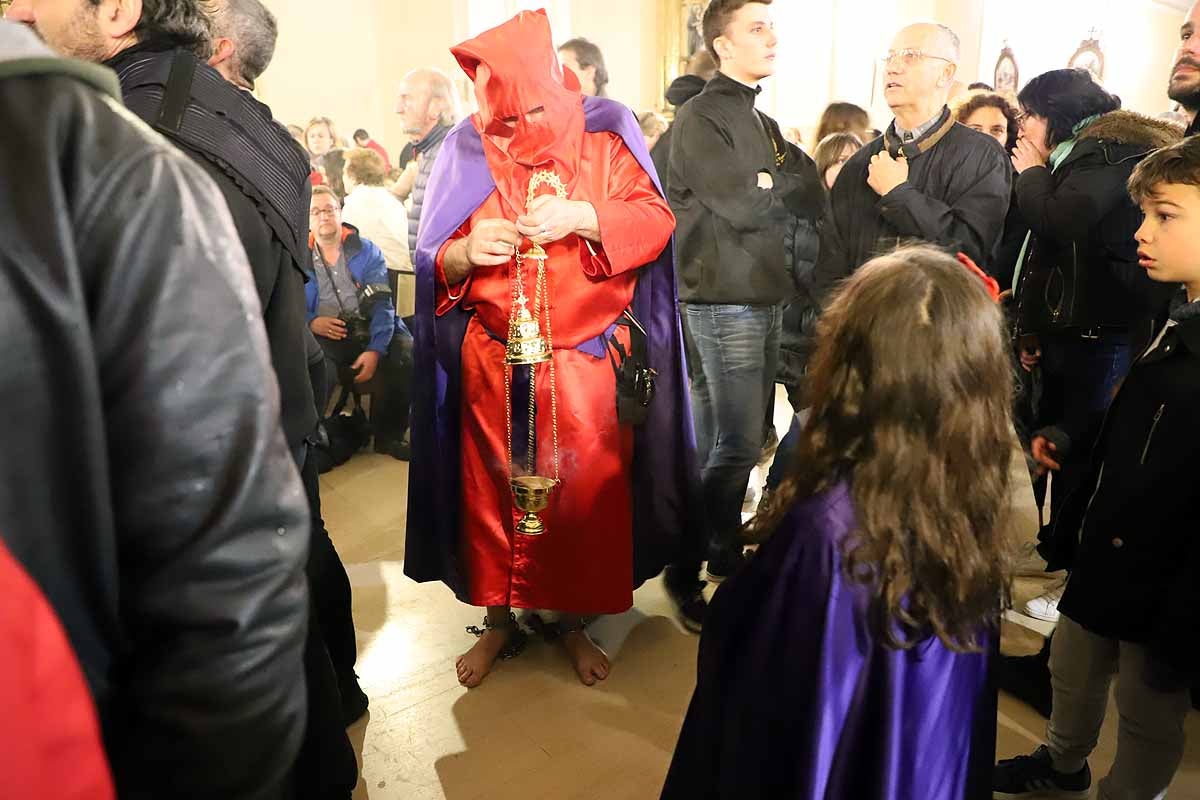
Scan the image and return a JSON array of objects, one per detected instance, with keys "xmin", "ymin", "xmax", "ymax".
[{"xmin": 308, "ymin": 185, "xmax": 414, "ymax": 460}]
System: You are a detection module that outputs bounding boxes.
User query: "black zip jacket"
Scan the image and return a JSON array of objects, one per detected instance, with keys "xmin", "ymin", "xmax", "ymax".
[
  {"xmin": 668, "ymin": 72, "xmax": 824, "ymax": 305},
  {"xmin": 1057, "ymin": 297, "xmax": 1200, "ymax": 675}
]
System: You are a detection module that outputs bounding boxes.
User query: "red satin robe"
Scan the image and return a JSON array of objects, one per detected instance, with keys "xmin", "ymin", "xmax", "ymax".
[{"xmin": 436, "ymin": 131, "xmax": 674, "ymax": 613}]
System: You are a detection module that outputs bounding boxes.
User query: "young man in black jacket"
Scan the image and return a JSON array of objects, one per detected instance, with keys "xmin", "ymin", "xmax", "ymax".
[
  {"xmin": 813, "ymin": 22, "xmax": 1011, "ymax": 296},
  {"xmin": 993, "ymin": 136, "xmax": 1200, "ymax": 800},
  {"xmin": 666, "ymin": 0, "xmax": 823, "ymax": 617}
]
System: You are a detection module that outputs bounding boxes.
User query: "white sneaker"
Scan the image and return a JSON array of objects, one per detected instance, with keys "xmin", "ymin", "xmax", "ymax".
[{"xmin": 1024, "ymin": 577, "xmax": 1067, "ymax": 622}]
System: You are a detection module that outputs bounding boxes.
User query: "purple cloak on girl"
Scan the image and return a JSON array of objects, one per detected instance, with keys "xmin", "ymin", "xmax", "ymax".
[{"xmin": 661, "ymin": 483, "xmax": 998, "ymax": 800}]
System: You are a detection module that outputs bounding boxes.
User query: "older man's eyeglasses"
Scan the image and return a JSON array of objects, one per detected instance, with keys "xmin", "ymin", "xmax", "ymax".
[
  {"xmin": 881, "ymin": 49, "xmax": 954, "ymax": 67},
  {"xmin": 310, "ymin": 207, "xmax": 339, "ymax": 218}
]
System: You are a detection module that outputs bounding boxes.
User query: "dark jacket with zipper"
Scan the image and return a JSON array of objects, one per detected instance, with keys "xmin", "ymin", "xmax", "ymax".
[
  {"xmin": 814, "ymin": 108, "xmax": 1011, "ymax": 297},
  {"xmin": 777, "ymin": 214, "xmax": 822, "ymax": 393},
  {"xmin": 0, "ymin": 30, "xmax": 308, "ymax": 799},
  {"xmin": 669, "ymin": 72, "xmax": 824, "ymax": 306},
  {"xmin": 1013, "ymin": 111, "xmax": 1180, "ymax": 338},
  {"xmin": 1057, "ymin": 296, "xmax": 1200, "ymax": 675}
]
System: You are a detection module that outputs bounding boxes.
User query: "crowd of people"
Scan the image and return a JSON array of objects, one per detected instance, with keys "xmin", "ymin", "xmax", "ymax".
[{"xmin": 2, "ymin": 0, "xmax": 1199, "ymax": 798}]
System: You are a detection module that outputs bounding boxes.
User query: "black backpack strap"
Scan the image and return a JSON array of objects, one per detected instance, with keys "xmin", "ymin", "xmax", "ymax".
[{"xmin": 156, "ymin": 49, "xmax": 196, "ymax": 134}]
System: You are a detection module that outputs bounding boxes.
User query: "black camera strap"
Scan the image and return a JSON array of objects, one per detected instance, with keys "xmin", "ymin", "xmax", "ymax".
[{"xmin": 314, "ymin": 247, "xmax": 351, "ymax": 317}]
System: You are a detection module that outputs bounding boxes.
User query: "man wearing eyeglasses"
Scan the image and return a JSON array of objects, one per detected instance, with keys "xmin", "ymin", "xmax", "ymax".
[
  {"xmin": 813, "ymin": 22, "xmax": 1011, "ymax": 296},
  {"xmin": 307, "ymin": 186, "xmax": 414, "ymax": 461}
]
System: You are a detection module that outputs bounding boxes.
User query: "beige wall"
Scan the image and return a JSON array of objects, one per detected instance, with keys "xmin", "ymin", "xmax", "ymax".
[
  {"xmin": 979, "ymin": 0, "xmax": 1184, "ymax": 117},
  {"xmin": 568, "ymin": 0, "xmax": 659, "ymax": 111},
  {"xmin": 259, "ymin": 0, "xmax": 465, "ymax": 158},
  {"xmin": 256, "ymin": 0, "xmax": 1187, "ymax": 159}
]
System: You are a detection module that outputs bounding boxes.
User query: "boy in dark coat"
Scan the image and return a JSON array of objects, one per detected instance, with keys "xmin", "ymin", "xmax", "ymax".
[{"xmin": 993, "ymin": 136, "xmax": 1200, "ymax": 800}]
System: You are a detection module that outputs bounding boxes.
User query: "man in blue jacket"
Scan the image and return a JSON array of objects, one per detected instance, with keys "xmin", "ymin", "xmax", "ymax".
[{"xmin": 308, "ymin": 185, "xmax": 414, "ymax": 460}]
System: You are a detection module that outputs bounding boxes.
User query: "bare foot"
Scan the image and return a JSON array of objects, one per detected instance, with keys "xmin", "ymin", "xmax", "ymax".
[
  {"xmin": 561, "ymin": 629, "xmax": 610, "ymax": 686},
  {"xmin": 456, "ymin": 628, "xmax": 515, "ymax": 688}
]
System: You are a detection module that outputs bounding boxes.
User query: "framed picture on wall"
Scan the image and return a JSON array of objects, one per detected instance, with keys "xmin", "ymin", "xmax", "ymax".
[
  {"xmin": 684, "ymin": 2, "xmax": 708, "ymax": 60},
  {"xmin": 1069, "ymin": 34, "xmax": 1105, "ymax": 83},
  {"xmin": 994, "ymin": 44, "xmax": 1019, "ymax": 95},
  {"xmin": 660, "ymin": 0, "xmax": 711, "ymax": 112}
]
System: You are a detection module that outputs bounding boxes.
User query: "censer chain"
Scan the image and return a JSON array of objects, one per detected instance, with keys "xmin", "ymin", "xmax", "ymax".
[
  {"xmin": 537, "ymin": 258, "xmax": 560, "ymax": 483},
  {"xmin": 526, "ymin": 251, "xmax": 537, "ymax": 477}
]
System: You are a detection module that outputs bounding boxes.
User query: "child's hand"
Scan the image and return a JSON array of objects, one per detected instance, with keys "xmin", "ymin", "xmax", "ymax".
[{"xmin": 1031, "ymin": 436, "xmax": 1061, "ymax": 476}]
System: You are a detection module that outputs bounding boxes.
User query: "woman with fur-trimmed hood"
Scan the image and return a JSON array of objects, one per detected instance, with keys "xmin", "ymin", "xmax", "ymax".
[{"xmin": 1009, "ymin": 68, "xmax": 1182, "ymax": 575}]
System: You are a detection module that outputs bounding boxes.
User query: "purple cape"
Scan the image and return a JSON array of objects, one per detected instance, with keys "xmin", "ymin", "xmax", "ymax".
[
  {"xmin": 404, "ymin": 97, "xmax": 698, "ymax": 600},
  {"xmin": 661, "ymin": 483, "xmax": 997, "ymax": 800}
]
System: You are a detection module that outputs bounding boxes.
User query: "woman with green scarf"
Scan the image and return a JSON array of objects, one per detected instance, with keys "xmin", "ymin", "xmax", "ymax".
[{"xmin": 1009, "ymin": 68, "xmax": 1180, "ymax": 603}]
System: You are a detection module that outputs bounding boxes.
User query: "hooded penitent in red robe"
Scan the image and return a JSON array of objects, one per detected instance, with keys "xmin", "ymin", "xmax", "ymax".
[{"xmin": 431, "ymin": 10, "xmax": 675, "ymax": 613}]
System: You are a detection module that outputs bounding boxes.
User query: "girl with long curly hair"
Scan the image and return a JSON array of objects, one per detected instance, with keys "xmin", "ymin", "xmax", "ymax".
[{"xmin": 662, "ymin": 245, "xmax": 1015, "ymax": 800}]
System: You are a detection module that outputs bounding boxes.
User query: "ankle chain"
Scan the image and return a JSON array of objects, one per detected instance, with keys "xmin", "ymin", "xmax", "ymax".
[{"xmin": 465, "ymin": 612, "xmax": 527, "ymax": 660}]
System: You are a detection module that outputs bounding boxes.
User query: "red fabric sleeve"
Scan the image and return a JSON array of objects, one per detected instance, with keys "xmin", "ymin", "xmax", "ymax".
[
  {"xmin": 582, "ymin": 135, "xmax": 676, "ymax": 279},
  {"xmin": 0, "ymin": 541, "xmax": 114, "ymax": 800},
  {"xmin": 435, "ymin": 221, "xmax": 472, "ymax": 315}
]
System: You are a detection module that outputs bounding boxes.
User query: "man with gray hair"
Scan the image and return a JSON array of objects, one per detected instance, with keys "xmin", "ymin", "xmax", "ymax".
[
  {"xmin": 813, "ymin": 21, "xmax": 1011, "ymax": 293},
  {"xmin": 391, "ymin": 67, "xmax": 461, "ymax": 252},
  {"xmin": 207, "ymin": 0, "xmax": 277, "ymax": 90}
]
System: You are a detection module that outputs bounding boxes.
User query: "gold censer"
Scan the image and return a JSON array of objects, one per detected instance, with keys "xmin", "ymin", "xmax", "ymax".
[{"xmin": 505, "ymin": 169, "xmax": 566, "ymax": 535}]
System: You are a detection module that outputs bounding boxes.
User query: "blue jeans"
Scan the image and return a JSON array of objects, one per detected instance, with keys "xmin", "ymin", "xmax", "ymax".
[{"xmin": 678, "ymin": 303, "xmax": 781, "ymax": 567}]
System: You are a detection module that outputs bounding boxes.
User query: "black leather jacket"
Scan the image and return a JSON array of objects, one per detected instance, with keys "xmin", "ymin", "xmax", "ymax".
[
  {"xmin": 0, "ymin": 33, "xmax": 308, "ymax": 800},
  {"xmin": 1014, "ymin": 111, "xmax": 1181, "ymax": 336}
]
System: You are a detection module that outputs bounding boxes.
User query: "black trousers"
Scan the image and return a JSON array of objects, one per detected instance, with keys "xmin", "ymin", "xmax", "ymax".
[
  {"xmin": 300, "ymin": 445, "xmax": 359, "ymax": 690},
  {"xmin": 318, "ymin": 330, "xmax": 413, "ymax": 442},
  {"xmin": 290, "ymin": 444, "xmax": 358, "ymax": 799}
]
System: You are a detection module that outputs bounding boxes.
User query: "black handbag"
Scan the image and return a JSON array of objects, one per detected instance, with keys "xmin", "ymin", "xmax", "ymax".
[{"xmin": 606, "ymin": 311, "xmax": 657, "ymax": 426}]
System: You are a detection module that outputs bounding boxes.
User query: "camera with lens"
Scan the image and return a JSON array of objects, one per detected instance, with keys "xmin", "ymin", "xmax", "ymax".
[{"xmin": 340, "ymin": 283, "xmax": 393, "ymax": 346}]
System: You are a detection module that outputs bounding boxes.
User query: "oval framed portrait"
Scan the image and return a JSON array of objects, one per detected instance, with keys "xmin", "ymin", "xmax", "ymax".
[
  {"xmin": 994, "ymin": 45, "xmax": 1019, "ymax": 95},
  {"xmin": 1069, "ymin": 37, "xmax": 1105, "ymax": 83}
]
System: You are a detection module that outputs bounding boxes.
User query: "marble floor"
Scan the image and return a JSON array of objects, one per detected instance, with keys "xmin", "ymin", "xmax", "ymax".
[{"xmin": 321, "ymin": 391, "xmax": 1200, "ymax": 800}]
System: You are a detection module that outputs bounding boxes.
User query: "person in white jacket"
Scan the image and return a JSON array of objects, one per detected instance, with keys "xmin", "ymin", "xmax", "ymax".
[{"xmin": 342, "ymin": 148, "xmax": 415, "ymax": 316}]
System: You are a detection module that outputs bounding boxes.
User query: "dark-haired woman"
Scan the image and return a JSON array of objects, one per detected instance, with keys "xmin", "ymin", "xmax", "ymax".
[
  {"xmin": 955, "ymin": 92, "xmax": 1023, "ymax": 287},
  {"xmin": 662, "ymin": 246, "xmax": 1014, "ymax": 800},
  {"xmin": 1009, "ymin": 69, "xmax": 1180, "ymax": 598}
]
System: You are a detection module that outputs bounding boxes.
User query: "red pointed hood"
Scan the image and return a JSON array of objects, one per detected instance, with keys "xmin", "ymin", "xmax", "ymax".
[{"xmin": 451, "ymin": 9, "xmax": 585, "ymax": 209}]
